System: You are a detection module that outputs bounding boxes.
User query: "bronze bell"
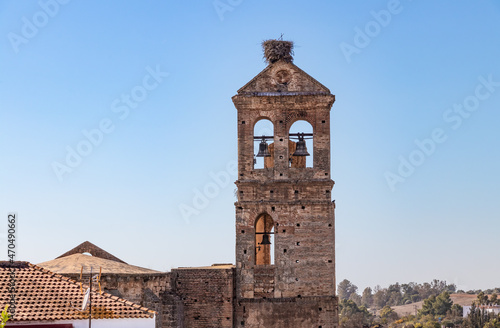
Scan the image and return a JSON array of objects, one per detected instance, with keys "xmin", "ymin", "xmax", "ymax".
[
  {"xmin": 259, "ymin": 233, "xmax": 272, "ymax": 245},
  {"xmin": 256, "ymin": 138, "xmax": 271, "ymax": 157},
  {"xmin": 293, "ymin": 134, "xmax": 310, "ymax": 156}
]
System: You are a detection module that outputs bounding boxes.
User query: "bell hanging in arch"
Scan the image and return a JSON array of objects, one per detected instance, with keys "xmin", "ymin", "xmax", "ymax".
[
  {"xmin": 293, "ymin": 134, "xmax": 310, "ymax": 156},
  {"xmin": 256, "ymin": 137, "xmax": 271, "ymax": 157},
  {"xmin": 259, "ymin": 232, "xmax": 272, "ymax": 245}
]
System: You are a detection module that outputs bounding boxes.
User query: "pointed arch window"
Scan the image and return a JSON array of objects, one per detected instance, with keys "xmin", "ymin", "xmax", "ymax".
[{"xmin": 255, "ymin": 214, "xmax": 275, "ymax": 265}]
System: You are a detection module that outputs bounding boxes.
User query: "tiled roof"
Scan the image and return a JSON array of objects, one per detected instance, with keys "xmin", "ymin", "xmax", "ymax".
[
  {"xmin": 38, "ymin": 253, "xmax": 161, "ymax": 274},
  {"xmin": 0, "ymin": 261, "xmax": 155, "ymax": 322}
]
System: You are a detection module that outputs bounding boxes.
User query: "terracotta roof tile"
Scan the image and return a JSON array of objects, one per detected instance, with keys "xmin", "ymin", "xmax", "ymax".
[{"xmin": 0, "ymin": 261, "xmax": 155, "ymax": 322}]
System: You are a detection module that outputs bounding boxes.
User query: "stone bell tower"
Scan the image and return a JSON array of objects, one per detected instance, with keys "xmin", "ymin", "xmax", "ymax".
[{"xmin": 232, "ymin": 40, "xmax": 338, "ymax": 328}]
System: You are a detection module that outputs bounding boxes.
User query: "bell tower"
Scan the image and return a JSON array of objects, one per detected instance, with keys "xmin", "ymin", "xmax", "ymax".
[{"xmin": 232, "ymin": 40, "xmax": 338, "ymax": 328}]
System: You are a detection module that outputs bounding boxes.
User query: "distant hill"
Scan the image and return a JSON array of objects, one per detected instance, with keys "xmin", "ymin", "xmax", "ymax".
[{"xmin": 390, "ymin": 294, "xmax": 479, "ymax": 317}]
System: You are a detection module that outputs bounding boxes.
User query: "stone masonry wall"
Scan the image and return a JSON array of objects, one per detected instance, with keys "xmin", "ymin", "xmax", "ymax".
[
  {"xmin": 171, "ymin": 267, "xmax": 234, "ymax": 328},
  {"xmin": 235, "ymin": 296, "xmax": 338, "ymax": 328}
]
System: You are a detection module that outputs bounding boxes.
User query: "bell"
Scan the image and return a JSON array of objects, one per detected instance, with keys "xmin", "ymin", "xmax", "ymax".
[
  {"xmin": 259, "ymin": 233, "xmax": 272, "ymax": 245},
  {"xmin": 256, "ymin": 138, "xmax": 271, "ymax": 157},
  {"xmin": 293, "ymin": 135, "xmax": 310, "ymax": 156}
]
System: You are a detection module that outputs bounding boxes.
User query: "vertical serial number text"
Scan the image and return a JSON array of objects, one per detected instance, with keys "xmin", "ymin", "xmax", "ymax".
[{"xmin": 7, "ymin": 213, "xmax": 17, "ymax": 319}]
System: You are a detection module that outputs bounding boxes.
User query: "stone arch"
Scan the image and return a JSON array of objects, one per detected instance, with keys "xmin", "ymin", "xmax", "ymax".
[
  {"xmin": 254, "ymin": 213, "xmax": 274, "ymax": 265},
  {"xmin": 288, "ymin": 120, "xmax": 314, "ymax": 168},
  {"xmin": 253, "ymin": 118, "xmax": 274, "ymax": 169}
]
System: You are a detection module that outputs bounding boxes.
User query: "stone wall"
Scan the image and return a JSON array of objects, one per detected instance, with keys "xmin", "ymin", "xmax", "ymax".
[
  {"xmin": 235, "ymin": 296, "xmax": 338, "ymax": 328},
  {"xmin": 171, "ymin": 266, "xmax": 234, "ymax": 328}
]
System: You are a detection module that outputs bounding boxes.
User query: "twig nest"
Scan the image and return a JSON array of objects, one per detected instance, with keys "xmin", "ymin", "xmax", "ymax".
[{"xmin": 262, "ymin": 40, "xmax": 294, "ymax": 64}]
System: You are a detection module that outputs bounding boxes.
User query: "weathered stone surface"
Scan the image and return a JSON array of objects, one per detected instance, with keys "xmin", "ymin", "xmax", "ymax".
[{"xmin": 233, "ymin": 57, "xmax": 338, "ymax": 327}]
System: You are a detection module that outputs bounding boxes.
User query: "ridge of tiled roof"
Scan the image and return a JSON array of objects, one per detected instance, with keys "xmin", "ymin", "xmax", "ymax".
[{"xmin": 0, "ymin": 262, "xmax": 155, "ymax": 322}]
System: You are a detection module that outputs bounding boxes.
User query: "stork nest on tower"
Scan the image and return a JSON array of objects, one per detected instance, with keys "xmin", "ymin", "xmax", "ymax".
[{"xmin": 262, "ymin": 39, "xmax": 294, "ymax": 64}]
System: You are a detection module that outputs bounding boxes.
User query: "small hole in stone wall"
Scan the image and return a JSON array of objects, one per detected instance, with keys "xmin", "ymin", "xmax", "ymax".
[
  {"xmin": 280, "ymin": 173, "xmax": 283, "ymax": 176},
  {"xmin": 241, "ymin": 230, "xmax": 245, "ymax": 233},
  {"xmin": 270, "ymin": 190, "xmax": 274, "ymax": 193},
  {"xmin": 194, "ymin": 316, "xmax": 200, "ymax": 320},
  {"xmin": 244, "ymin": 250, "xmax": 247, "ymax": 254},
  {"xmin": 242, "ymin": 121, "xmax": 245, "ymax": 124},
  {"xmin": 325, "ymin": 172, "xmax": 328, "ymax": 176},
  {"xmin": 280, "ymin": 138, "xmax": 283, "ymax": 141},
  {"xmin": 282, "ymin": 229, "xmax": 286, "ymax": 233},
  {"xmin": 279, "ymin": 155, "xmax": 283, "ymax": 159},
  {"xmin": 297, "ymin": 295, "xmax": 302, "ymax": 298},
  {"xmin": 319, "ymin": 307, "xmax": 323, "ymax": 311},
  {"xmin": 322, "ymin": 120, "xmax": 326, "ymax": 123},
  {"xmin": 272, "ymin": 207, "xmax": 275, "ymax": 211},
  {"xmin": 227, "ymin": 317, "xmax": 230, "ymax": 320},
  {"xmin": 194, "ymin": 299, "xmax": 198, "ymax": 302},
  {"xmin": 326, "ymin": 190, "xmax": 330, "ymax": 193},
  {"xmin": 296, "ymin": 260, "xmax": 299, "ymax": 263},
  {"xmin": 301, "ymin": 205, "xmax": 305, "ymax": 209},
  {"xmin": 296, "ymin": 223, "xmax": 300, "ymax": 227},
  {"xmin": 294, "ymin": 190, "xmax": 299, "ymax": 194},
  {"xmin": 241, "ymin": 321, "xmax": 245, "ymax": 326},
  {"xmin": 283, "ymin": 249, "xmax": 287, "ymax": 253},
  {"xmin": 328, "ymin": 223, "xmax": 332, "ymax": 227},
  {"xmin": 295, "ymin": 278, "xmax": 299, "ymax": 281},
  {"xmin": 328, "ymin": 260, "xmax": 332, "ymax": 263},
  {"xmin": 296, "ymin": 242, "xmax": 300, "ymax": 246},
  {"xmin": 240, "ymin": 191, "xmax": 243, "ymax": 194},
  {"xmin": 279, "ymin": 120, "xmax": 283, "ymax": 123}
]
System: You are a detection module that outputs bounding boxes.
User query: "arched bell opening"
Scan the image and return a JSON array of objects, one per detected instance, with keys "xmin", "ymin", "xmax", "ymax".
[
  {"xmin": 288, "ymin": 120, "xmax": 314, "ymax": 168},
  {"xmin": 255, "ymin": 213, "xmax": 275, "ymax": 265},
  {"xmin": 253, "ymin": 119, "xmax": 274, "ymax": 169}
]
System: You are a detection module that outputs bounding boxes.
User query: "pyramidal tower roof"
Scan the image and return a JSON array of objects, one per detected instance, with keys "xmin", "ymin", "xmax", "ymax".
[
  {"xmin": 56, "ymin": 240, "xmax": 126, "ymax": 263},
  {"xmin": 38, "ymin": 241, "xmax": 161, "ymax": 274}
]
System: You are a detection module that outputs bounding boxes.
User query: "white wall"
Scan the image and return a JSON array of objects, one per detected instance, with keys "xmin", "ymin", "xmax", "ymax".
[{"xmin": 72, "ymin": 317, "xmax": 155, "ymax": 328}]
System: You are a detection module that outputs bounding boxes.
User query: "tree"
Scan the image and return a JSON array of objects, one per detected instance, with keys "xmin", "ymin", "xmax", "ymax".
[
  {"xmin": 490, "ymin": 293, "xmax": 498, "ymax": 305},
  {"xmin": 418, "ymin": 291, "xmax": 453, "ymax": 317},
  {"xmin": 373, "ymin": 288, "xmax": 389, "ymax": 310},
  {"xmin": 362, "ymin": 287, "xmax": 373, "ymax": 308},
  {"xmin": 339, "ymin": 299, "xmax": 373, "ymax": 328},
  {"xmin": 349, "ymin": 292, "xmax": 362, "ymax": 306},
  {"xmin": 463, "ymin": 303, "xmax": 489, "ymax": 328},
  {"xmin": 450, "ymin": 304, "xmax": 463, "ymax": 317},
  {"xmin": 379, "ymin": 305, "xmax": 398, "ymax": 324},
  {"xmin": 338, "ymin": 279, "xmax": 358, "ymax": 301},
  {"xmin": 0, "ymin": 305, "xmax": 9, "ymax": 328},
  {"xmin": 432, "ymin": 291, "xmax": 453, "ymax": 316},
  {"xmin": 419, "ymin": 295, "xmax": 437, "ymax": 316}
]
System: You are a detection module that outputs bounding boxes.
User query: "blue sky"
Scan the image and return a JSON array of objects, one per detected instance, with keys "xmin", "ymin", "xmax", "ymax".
[{"xmin": 1, "ymin": 1, "xmax": 499, "ymax": 292}]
